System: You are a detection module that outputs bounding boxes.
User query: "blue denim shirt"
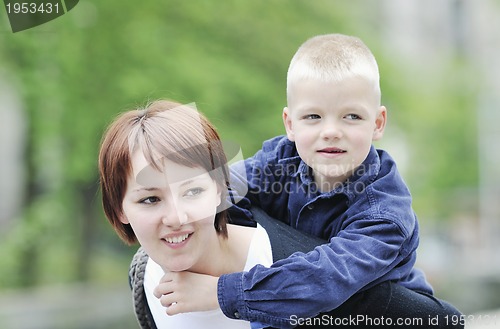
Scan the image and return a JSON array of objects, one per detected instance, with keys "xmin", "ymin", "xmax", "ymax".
[{"xmin": 220, "ymin": 135, "xmax": 433, "ymax": 328}]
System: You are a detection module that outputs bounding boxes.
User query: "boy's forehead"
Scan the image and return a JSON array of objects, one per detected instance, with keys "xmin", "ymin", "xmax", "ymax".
[{"xmin": 288, "ymin": 76, "xmax": 380, "ymax": 108}]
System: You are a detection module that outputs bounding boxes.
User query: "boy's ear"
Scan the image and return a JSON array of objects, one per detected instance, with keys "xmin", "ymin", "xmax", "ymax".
[
  {"xmin": 373, "ymin": 106, "xmax": 387, "ymax": 141},
  {"xmin": 282, "ymin": 107, "xmax": 295, "ymax": 141}
]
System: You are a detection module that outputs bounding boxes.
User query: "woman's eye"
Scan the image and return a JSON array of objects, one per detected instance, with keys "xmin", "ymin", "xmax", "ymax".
[
  {"xmin": 139, "ymin": 196, "xmax": 160, "ymax": 204},
  {"xmin": 184, "ymin": 187, "xmax": 204, "ymax": 197},
  {"xmin": 303, "ymin": 114, "xmax": 321, "ymax": 120},
  {"xmin": 345, "ymin": 113, "xmax": 361, "ymax": 120}
]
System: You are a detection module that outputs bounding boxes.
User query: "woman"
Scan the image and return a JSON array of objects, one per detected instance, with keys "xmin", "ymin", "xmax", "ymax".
[{"xmin": 98, "ymin": 100, "xmax": 324, "ymax": 329}]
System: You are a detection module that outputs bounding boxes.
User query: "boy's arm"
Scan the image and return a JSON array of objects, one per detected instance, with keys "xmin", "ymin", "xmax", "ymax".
[
  {"xmin": 226, "ymin": 138, "xmax": 288, "ymax": 225},
  {"xmin": 218, "ymin": 218, "xmax": 407, "ymax": 328},
  {"xmin": 225, "ymin": 158, "xmax": 255, "ymax": 225}
]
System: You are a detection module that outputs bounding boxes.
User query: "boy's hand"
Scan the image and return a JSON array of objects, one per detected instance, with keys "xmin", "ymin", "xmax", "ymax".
[{"xmin": 153, "ymin": 271, "xmax": 219, "ymax": 315}]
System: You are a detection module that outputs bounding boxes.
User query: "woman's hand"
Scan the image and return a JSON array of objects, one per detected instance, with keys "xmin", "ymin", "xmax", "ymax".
[{"xmin": 153, "ymin": 271, "xmax": 220, "ymax": 315}]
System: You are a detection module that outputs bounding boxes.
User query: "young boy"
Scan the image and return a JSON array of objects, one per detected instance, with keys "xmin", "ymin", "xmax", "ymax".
[{"xmin": 156, "ymin": 34, "xmax": 463, "ymax": 328}]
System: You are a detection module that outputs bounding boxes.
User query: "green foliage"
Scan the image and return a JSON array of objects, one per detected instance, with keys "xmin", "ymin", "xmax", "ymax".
[
  {"xmin": 378, "ymin": 54, "xmax": 480, "ymax": 221},
  {"xmin": 0, "ymin": 0, "xmax": 479, "ymax": 289}
]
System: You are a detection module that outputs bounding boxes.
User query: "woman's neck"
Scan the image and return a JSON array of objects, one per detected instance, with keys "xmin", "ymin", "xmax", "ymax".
[{"xmin": 189, "ymin": 225, "xmax": 255, "ymax": 277}]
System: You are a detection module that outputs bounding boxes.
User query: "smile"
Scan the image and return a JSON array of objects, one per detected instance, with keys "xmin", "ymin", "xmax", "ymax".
[
  {"xmin": 163, "ymin": 233, "xmax": 191, "ymax": 244},
  {"xmin": 318, "ymin": 147, "xmax": 346, "ymax": 154}
]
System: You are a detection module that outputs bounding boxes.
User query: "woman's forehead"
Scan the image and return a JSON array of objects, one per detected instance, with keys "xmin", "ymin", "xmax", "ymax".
[{"xmin": 130, "ymin": 150, "xmax": 211, "ymax": 188}]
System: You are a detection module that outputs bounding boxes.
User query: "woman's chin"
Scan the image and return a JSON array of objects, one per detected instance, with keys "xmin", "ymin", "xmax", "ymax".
[{"xmin": 161, "ymin": 260, "xmax": 193, "ymax": 273}]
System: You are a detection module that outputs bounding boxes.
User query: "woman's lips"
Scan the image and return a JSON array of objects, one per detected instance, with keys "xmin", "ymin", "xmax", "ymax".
[{"xmin": 162, "ymin": 232, "xmax": 193, "ymax": 249}]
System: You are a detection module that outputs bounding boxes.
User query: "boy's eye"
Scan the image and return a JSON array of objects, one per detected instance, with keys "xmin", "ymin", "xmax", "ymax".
[
  {"xmin": 139, "ymin": 196, "xmax": 160, "ymax": 204},
  {"xmin": 184, "ymin": 187, "xmax": 205, "ymax": 197},
  {"xmin": 302, "ymin": 114, "xmax": 321, "ymax": 120},
  {"xmin": 345, "ymin": 113, "xmax": 361, "ymax": 120}
]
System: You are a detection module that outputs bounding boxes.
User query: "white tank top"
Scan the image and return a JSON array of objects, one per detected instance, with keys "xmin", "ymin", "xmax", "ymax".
[{"xmin": 143, "ymin": 224, "xmax": 272, "ymax": 329}]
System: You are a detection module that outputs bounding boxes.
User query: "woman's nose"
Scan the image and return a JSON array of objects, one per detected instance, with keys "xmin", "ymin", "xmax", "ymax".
[{"xmin": 161, "ymin": 198, "xmax": 187, "ymax": 227}]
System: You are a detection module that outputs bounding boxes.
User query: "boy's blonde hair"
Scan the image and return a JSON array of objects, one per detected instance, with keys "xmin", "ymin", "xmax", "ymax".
[{"xmin": 286, "ymin": 34, "xmax": 381, "ymax": 102}]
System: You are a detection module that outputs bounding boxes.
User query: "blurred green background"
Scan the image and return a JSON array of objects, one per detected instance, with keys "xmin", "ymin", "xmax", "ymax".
[{"xmin": 1, "ymin": 0, "xmax": 499, "ymax": 328}]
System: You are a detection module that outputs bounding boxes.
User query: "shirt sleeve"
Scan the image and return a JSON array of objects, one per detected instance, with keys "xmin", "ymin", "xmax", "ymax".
[
  {"xmin": 218, "ymin": 218, "xmax": 407, "ymax": 328},
  {"xmin": 228, "ymin": 136, "xmax": 295, "ymax": 224},
  {"xmin": 226, "ymin": 158, "xmax": 254, "ymax": 225},
  {"xmin": 226, "ymin": 144, "xmax": 275, "ymax": 223}
]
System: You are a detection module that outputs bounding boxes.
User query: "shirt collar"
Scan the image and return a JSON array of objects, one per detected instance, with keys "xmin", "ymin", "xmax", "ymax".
[
  {"xmin": 349, "ymin": 145, "xmax": 380, "ymax": 183},
  {"xmin": 342, "ymin": 145, "xmax": 380, "ymax": 198},
  {"xmin": 276, "ymin": 154, "xmax": 315, "ymax": 186},
  {"xmin": 281, "ymin": 145, "xmax": 381, "ymax": 197}
]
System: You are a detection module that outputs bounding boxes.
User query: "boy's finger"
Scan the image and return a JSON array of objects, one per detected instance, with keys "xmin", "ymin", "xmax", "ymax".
[
  {"xmin": 165, "ymin": 301, "xmax": 182, "ymax": 316},
  {"xmin": 153, "ymin": 282, "xmax": 173, "ymax": 299},
  {"xmin": 159, "ymin": 292, "xmax": 177, "ymax": 308},
  {"xmin": 159, "ymin": 271, "xmax": 175, "ymax": 283}
]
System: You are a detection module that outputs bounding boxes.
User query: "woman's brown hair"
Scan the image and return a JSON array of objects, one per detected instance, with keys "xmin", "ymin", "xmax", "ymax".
[{"xmin": 98, "ymin": 100, "xmax": 230, "ymax": 244}]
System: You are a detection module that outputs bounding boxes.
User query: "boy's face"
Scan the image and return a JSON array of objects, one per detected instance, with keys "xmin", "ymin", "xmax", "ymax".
[{"xmin": 283, "ymin": 76, "xmax": 386, "ymax": 191}]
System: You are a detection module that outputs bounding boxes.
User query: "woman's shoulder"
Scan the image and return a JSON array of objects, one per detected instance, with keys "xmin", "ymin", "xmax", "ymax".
[{"xmin": 227, "ymin": 223, "xmax": 273, "ymax": 270}]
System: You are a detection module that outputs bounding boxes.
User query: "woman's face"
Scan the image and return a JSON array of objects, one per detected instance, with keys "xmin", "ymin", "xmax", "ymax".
[{"xmin": 121, "ymin": 150, "xmax": 222, "ymax": 272}]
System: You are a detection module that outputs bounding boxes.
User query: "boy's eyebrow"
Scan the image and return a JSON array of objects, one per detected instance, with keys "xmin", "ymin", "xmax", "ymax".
[
  {"xmin": 293, "ymin": 106, "xmax": 319, "ymax": 114},
  {"xmin": 293, "ymin": 104, "xmax": 317, "ymax": 111}
]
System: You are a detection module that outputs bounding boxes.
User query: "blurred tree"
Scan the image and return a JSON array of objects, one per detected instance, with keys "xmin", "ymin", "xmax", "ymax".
[
  {"xmin": 0, "ymin": 0, "xmax": 478, "ymax": 289},
  {"xmin": 0, "ymin": 0, "xmax": 355, "ymax": 287}
]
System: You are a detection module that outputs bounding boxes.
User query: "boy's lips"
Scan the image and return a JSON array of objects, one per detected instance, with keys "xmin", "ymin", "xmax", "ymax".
[{"xmin": 317, "ymin": 147, "xmax": 346, "ymax": 154}]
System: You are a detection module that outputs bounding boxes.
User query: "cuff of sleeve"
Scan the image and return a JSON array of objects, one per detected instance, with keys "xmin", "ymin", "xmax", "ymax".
[{"xmin": 218, "ymin": 272, "xmax": 247, "ymax": 321}]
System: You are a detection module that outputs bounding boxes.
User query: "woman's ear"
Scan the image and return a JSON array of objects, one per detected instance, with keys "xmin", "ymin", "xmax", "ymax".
[
  {"xmin": 119, "ymin": 213, "xmax": 130, "ymax": 224},
  {"xmin": 283, "ymin": 107, "xmax": 295, "ymax": 141},
  {"xmin": 373, "ymin": 106, "xmax": 387, "ymax": 141},
  {"xmin": 216, "ymin": 188, "xmax": 222, "ymax": 207}
]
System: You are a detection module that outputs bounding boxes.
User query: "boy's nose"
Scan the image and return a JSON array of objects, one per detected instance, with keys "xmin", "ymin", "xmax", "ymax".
[{"xmin": 320, "ymin": 122, "xmax": 343, "ymax": 140}]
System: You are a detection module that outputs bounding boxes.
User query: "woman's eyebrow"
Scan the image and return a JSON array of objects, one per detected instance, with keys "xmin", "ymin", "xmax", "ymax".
[
  {"xmin": 179, "ymin": 179, "xmax": 195, "ymax": 187},
  {"xmin": 132, "ymin": 186, "xmax": 160, "ymax": 193},
  {"xmin": 132, "ymin": 176, "xmax": 208, "ymax": 192},
  {"xmin": 178, "ymin": 176, "xmax": 210, "ymax": 187}
]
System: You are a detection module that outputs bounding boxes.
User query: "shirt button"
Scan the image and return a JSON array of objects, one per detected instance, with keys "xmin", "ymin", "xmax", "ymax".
[
  {"xmin": 307, "ymin": 204, "xmax": 314, "ymax": 210},
  {"xmin": 234, "ymin": 312, "xmax": 240, "ymax": 319}
]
